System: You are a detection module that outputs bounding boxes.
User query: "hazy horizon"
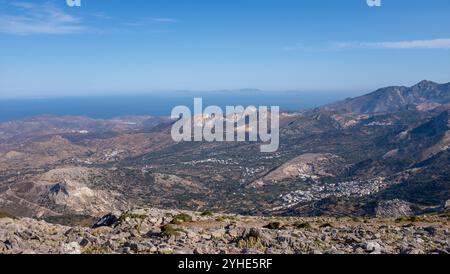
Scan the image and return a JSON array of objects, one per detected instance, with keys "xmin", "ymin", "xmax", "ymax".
[
  {"xmin": 1, "ymin": 78, "xmax": 447, "ymax": 100},
  {"xmin": 1, "ymin": 78, "xmax": 448, "ymax": 122},
  {"xmin": 0, "ymin": 89, "xmax": 365, "ymax": 122}
]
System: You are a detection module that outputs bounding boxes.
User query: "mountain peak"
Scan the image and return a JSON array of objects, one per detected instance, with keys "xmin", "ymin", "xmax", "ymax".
[
  {"xmin": 413, "ymin": 80, "xmax": 437, "ymax": 89},
  {"xmin": 323, "ymin": 80, "xmax": 450, "ymax": 114}
]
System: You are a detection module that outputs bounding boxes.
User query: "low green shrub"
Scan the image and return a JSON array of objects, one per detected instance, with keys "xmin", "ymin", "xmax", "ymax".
[
  {"xmin": 171, "ymin": 213, "xmax": 193, "ymax": 224},
  {"xmin": 161, "ymin": 224, "xmax": 182, "ymax": 238},
  {"xmin": 263, "ymin": 222, "xmax": 282, "ymax": 230},
  {"xmin": 293, "ymin": 222, "xmax": 312, "ymax": 229},
  {"xmin": 0, "ymin": 212, "xmax": 16, "ymax": 220}
]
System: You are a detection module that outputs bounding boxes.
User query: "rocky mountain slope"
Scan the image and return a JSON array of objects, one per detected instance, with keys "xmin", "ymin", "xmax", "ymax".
[
  {"xmin": 1, "ymin": 208, "xmax": 448, "ymax": 254},
  {"xmin": 323, "ymin": 80, "xmax": 450, "ymax": 114}
]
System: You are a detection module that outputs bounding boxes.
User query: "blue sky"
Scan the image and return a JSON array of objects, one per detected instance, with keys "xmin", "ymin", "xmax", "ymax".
[{"xmin": 0, "ymin": 0, "xmax": 450, "ymax": 98}]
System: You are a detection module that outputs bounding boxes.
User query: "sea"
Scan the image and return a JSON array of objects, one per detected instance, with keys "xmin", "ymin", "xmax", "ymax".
[{"xmin": 0, "ymin": 91, "xmax": 362, "ymax": 122}]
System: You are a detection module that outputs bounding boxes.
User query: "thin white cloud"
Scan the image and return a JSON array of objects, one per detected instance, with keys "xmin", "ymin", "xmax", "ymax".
[
  {"xmin": 10, "ymin": 1, "xmax": 35, "ymax": 9},
  {"xmin": 0, "ymin": 1, "xmax": 179, "ymax": 35},
  {"xmin": 333, "ymin": 38, "xmax": 450, "ymax": 49},
  {"xmin": 150, "ymin": 17, "xmax": 177, "ymax": 23},
  {"xmin": 0, "ymin": 1, "xmax": 85, "ymax": 35},
  {"xmin": 283, "ymin": 38, "xmax": 450, "ymax": 52},
  {"xmin": 121, "ymin": 17, "xmax": 178, "ymax": 27},
  {"xmin": 91, "ymin": 12, "xmax": 113, "ymax": 20}
]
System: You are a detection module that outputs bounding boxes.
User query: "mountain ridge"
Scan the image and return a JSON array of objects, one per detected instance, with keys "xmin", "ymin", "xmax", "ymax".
[{"xmin": 322, "ymin": 80, "xmax": 450, "ymax": 114}]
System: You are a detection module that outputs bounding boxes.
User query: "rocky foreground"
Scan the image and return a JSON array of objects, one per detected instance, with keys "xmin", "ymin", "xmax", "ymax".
[{"xmin": 0, "ymin": 208, "xmax": 449, "ymax": 254}]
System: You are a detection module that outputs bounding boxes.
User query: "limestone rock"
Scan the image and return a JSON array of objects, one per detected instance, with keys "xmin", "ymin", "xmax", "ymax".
[{"xmin": 375, "ymin": 199, "xmax": 413, "ymax": 218}]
